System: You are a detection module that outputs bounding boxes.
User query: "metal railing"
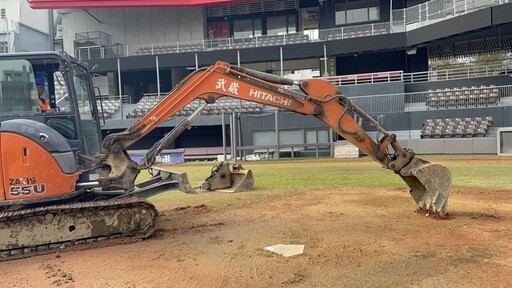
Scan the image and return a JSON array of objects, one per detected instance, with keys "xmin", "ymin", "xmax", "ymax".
[
  {"xmin": 313, "ymin": 70, "xmax": 404, "ymax": 86},
  {"xmin": 75, "ymin": 22, "xmax": 396, "ymax": 60},
  {"xmin": 394, "ymin": 0, "xmax": 510, "ymax": 29},
  {"xmin": 97, "ymin": 94, "xmax": 131, "ymax": 104},
  {"xmin": 402, "ymin": 64, "xmax": 512, "ymax": 83},
  {"xmin": 349, "ymin": 84, "xmax": 512, "ymax": 115},
  {"xmin": 312, "ymin": 63, "xmax": 511, "ymax": 86}
]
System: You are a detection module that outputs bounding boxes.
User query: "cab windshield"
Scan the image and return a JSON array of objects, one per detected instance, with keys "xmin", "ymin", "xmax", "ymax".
[{"xmin": 0, "ymin": 59, "xmax": 39, "ymax": 114}]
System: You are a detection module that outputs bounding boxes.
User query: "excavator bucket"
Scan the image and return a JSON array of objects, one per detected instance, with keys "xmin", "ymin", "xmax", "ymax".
[
  {"xmin": 201, "ymin": 162, "xmax": 254, "ymax": 192},
  {"xmin": 399, "ymin": 158, "xmax": 452, "ymax": 216}
]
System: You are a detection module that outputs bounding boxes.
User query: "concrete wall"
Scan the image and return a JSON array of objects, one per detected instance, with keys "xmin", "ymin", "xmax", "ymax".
[
  {"xmin": 16, "ymin": 24, "xmax": 51, "ymax": 51},
  {"xmin": 341, "ymin": 82, "xmax": 405, "ymax": 97},
  {"xmin": 20, "ymin": 1, "xmax": 50, "ymax": 34},
  {"xmin": 404, "ymin": 138, "xmax": 497, "ymax": 154},
  {"xmin": 61, "ymin": 7, "xmax": 205, "ymax": 55}
]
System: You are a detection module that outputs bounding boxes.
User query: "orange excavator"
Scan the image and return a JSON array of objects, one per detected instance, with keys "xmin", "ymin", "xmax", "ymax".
[{"xmin": 0, "ymin": 52, "xmax": 451, "ymax": 260}]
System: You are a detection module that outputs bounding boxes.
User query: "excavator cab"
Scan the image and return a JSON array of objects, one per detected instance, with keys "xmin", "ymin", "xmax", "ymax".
[
  {"xmin": 0, "ymin": 52, "xmax": 102, "ymax": 158},
  {"xmin": 0, "ymin": 52, "xmax": 103, "ymax": 202}
]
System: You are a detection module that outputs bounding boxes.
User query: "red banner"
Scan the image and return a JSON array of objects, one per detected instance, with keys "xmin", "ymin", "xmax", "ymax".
[{"xmin": 28, "ymin": 0, "xmax": 253, "ymax": 9}]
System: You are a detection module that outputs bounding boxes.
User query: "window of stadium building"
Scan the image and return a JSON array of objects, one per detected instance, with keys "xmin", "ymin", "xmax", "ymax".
[
  {"xmin": 0, "ymin": 42, "xmax": 7, "ymax": 53},
  {"xmin": 233, "ymin": 19, "xmax": 262, "ymax": 38},
  {"xmin": 335, "ymin": 0, "xmax": 380, "ymax": 25},
  {"xmin": 267, "ymin": 15, "xmax": 297, "ymax": 36}
]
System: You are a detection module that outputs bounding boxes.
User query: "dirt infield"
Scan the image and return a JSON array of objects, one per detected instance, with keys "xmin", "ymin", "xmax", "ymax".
[{"xmin": 1, "ymin": 159, "xmax": 512, "ymax": 287}]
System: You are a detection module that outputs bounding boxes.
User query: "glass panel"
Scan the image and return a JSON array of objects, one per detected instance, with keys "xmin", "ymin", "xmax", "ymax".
[
  {"xmin": 234, "ymin": 19, "xmax": 253, "ymax": 38},
  {"xmin": 268, "ymin": 16, "xmax": 287, "ymax": 35},
  {"xmin": 233, "ymin": 19, "xmax": 262, "ymax": 38},
  {"xmin": 253, "ymin": 130, "xmax": 276, "ymax": 146},
  {"xmin": 288, "ymin": 15, "xmax": 297, "ymax": 33},
  {"xmin": 0, "ymin": 59, "xmax": 39, "ymax": 114},
  {"xmin": 207, "ymin": 21, "xmax": 230, "ymax": 39},
  {"xmin": 301, "ymin": 8, "xmax": 318, "ymax": 30},
  {"xmin": 336, "ymin": 0, "xmax": 380, "ymax": 25},
  {"xmin": 71, "ymin": 64, "xmax": 101, "ymax": 156},
  {"xmin": 54, "ymin": 71, "xmax": 72, "ymax": 112},
  {"xmin": 335, "ymin": 9, "xmax": 346, "ymax": 25},
  {"xmin": 318, "ymin": 130, "xmax": 329, "ymax": 143},
  {"xmin": 0, "ymin": 42, "xmax": 8, "ymax": 53},
  {"xmin": 369, "ymin": 6, "xmax": 379, "ymax": 21},
  {"xmin": 254, "ymin": 19, "xmax": 262, "ymax": 36},
  {"xmin": 347, "ymin": 8, "xmax": 368, "ymax": 23},
  {"xmin": 279, "ymin": 130, "xmax": 303, "ymax": 145},
  {"xmin": 72, "ymin": 66, "xmax": 94, "ymax": 120},
  {"xmin": 305, "ymin": 130, "xmax": 317, "ymax": 144}
]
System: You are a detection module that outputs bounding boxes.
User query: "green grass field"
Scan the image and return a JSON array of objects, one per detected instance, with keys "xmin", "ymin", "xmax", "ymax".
[
  {"xmin": 149, "ymin": 157, "xmax": 512, "ymax": 190},
  {"xmin": 143, "ymin": 156, "xmax": 512, "ymax": 209}
]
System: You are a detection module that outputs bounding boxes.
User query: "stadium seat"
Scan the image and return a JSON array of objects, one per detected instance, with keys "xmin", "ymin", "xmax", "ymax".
[
  {"xmin": 423, "ymin": 119, "xmax": 434, "ymax": 127},
  {"xmin": 475, "ymin": 128, "xmax": 486, "ymax": 137},
  {"xmin": 427, "ymin": 95, "xmax": 438, "ymax": 108},
  {"xmin": 442, "ymin": 128, "xmax": 453, "ymax": 138},
  {"xmin": 421, "ymin": 128, "xmax": 432, "ymax": 139},
  {"xmin": 432, "ymin": 129, "xmax": 442, "ymax": 139},
  {"xmin": 463, "ymin": 128, "xmax": 475, "ymax": 138},
  {"xmin": 448, "ymin": 95, "xmax": 457, "ymax": 106},
  {"xmin": 452, "ymin": 128, "xmax": 463, "ymax": 138},
  {"xmin": 468, "ymin": 94, "xmax": 478, "ymax": 105},
  {"xmin": 477, "ymin": 124, "xmax": 488, "ymax": 131},
  {"xmin": 487, "ymin": 92, "xmax": 499, "ymax": 104},
  {"xmin": 438, "ymin": 95, "xmax": 448, "ymax": 108}
]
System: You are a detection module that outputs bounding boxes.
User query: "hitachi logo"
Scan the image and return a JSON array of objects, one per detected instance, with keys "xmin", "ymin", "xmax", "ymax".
[{"xmin": 249, "ymin": 89, "xmax": 291, "ymax": 106}]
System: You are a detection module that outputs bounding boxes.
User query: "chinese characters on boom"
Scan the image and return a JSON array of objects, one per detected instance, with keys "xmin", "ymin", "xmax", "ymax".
[{"xmin": 215, "ymin": 78, "xmax": 292, "ymax": 106}]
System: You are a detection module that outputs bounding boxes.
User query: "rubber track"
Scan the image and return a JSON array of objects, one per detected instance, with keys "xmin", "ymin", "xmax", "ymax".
[{"xmin": 0, "ymin": 197, "xmax": 158, "ymax": 261}]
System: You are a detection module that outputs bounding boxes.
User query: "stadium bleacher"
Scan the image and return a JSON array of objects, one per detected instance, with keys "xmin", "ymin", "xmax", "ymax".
[
  {"xmin": 421, "ymin": 116, "xmax": 493, "ymax": 139},
  {"xmin": 126, "ymin": 96, "xmax": 264, "ymax": 118},
  {"xmin": 133, "ymin": 33, "xmax": 310, "ymax": 55},
  {"xmin": 97, "ymin": 99, "xmax": 121, "ymax": 119},
  {"xmin": 426, "ymin": 85, "xmax": 500, "ymax": 109}
]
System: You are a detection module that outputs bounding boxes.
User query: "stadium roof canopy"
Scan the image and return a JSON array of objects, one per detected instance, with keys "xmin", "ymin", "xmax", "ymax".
[{"xmin": 28, "ymin": 0, "xmax": 254, "ymax": 9}]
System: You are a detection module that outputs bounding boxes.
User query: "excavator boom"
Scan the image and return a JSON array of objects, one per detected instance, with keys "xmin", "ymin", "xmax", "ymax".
[{"xmin": 100, "ymin": 61, "xmax": 451, "ymax": 215}]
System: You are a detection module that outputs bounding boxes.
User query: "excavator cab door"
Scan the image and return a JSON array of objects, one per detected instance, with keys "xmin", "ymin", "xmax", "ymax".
[{"xmin": 64, "ymin": 62, "xmax": 102, "ymax": 157}]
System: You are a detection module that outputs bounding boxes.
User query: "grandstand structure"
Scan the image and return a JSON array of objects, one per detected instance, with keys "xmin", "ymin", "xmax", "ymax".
[{"xmin": 30, "ymin": 0, "xmax": 512, "ymax": 158}]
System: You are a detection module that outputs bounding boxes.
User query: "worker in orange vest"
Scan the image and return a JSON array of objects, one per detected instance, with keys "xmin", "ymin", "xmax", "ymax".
[{"xmin": 36, "ymin": 76, "xmax": 54, "ymax": 112}]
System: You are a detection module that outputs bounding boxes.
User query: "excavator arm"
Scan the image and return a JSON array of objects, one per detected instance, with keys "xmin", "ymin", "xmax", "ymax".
[{"xmin": 97, "ymin": 61, "xmax": 451, "ymax": 215}]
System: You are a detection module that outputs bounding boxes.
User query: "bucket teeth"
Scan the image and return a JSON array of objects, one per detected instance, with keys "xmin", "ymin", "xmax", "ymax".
[{"xmin": 399, "ymin": 158, "xmax": 452, "ymax": 216}]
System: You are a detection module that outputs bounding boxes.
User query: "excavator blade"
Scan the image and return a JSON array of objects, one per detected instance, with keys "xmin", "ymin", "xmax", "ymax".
[
  {"xmin": 201, "ymin": 162, "xmax": 254, "ymax": 192},
  {"xmin": 399, "ymin": 158, "xmax": 452, "ymax": 216},
  {"xmin": 147, "ymin": 164, "xmax": 197, "ymax": 195}
]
